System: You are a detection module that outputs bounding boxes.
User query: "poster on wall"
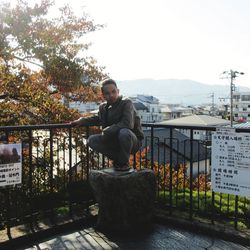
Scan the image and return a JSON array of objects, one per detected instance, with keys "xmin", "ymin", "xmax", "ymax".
[
  {"xmin": 212, "ymin": 128, "xmax": 250, "ymax": 197},
  {"xmin": 0, "ymin": 144, "xmax": 22, "ymax": 187}
]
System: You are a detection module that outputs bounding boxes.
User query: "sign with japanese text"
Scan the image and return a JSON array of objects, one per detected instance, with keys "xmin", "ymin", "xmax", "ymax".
[
  {"xmin": 212, "ymin": 128, "xmax": 250, "ymax": 196},
  {"xmin": 0, "ymin": 144, "xmax": 22, "ymax": 187}
]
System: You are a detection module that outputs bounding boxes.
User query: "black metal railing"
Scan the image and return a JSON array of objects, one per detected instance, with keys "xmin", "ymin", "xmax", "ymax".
[
  {"xmin": 0, "ymin": 124, "xmax": 95, "ymax": 246},
  {"xmin": 141, "ymin": 123, "xmax": 250, "ymax": 231},
  {"xmin": 0, "ymin": 123, "xmax": 250, "ymax": 246}
]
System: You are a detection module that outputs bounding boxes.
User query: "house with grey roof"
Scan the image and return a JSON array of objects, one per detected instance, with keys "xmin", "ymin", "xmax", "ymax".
[
  {"xmin": 142, "ymin": 128, "xmax": 211, "ymax": 177},
  {"xmin": 158, "ymin": 115, "xmax": 230, "ymax": 141}
]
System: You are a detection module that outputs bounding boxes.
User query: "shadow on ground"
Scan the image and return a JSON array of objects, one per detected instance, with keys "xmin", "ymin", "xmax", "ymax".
[{"xmin": 23, "ymin": 223, "xmax": 250, "ymax": 250}]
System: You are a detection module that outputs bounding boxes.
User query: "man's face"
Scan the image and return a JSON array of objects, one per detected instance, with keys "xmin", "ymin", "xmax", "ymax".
[{"xmin": 102, "ymin": 83, "xmax": 119, "ymax": 104}]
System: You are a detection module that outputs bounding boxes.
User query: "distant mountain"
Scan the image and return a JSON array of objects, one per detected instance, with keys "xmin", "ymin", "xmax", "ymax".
[{"xmin": 117, "ymin": 79, "xmax": 250, "ymax": 105}]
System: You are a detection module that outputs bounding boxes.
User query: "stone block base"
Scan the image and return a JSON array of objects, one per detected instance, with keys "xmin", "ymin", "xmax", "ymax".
[{"xmin": 89, "ymin": 168, "xmax": 156, "ymax": 232}]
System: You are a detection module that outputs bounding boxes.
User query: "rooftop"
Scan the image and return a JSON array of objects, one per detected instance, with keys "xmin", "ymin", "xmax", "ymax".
[
  {"xmin": 133, "ymin": 101, "xmax": 148, "ymax": 111},
  {"xmin": 143, "ymin": 128, "xmax": 209, "ymax": 163},
  {"xmin": 136, "ymin": 94, "xmax": 159, "ymax": 104},
  {"xmin": 158, "ymin": 114, "xmax": 230, "ymax": 126},
  {"xmin": 232, "ymin": 122, "xmax": 250, "ymax": 128}
]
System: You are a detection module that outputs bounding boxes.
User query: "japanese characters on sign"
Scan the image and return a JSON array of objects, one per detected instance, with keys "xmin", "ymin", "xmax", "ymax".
[
  {"xmin": 0, "ymin": 144, "xmax": 22, "ymax": 187},
  {"xmin": 212, "ymin": 128, "xmax": 250, "ymax": 197}
]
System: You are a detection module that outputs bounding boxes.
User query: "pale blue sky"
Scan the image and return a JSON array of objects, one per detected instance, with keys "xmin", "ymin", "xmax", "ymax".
[{"xmin": 8, "ymin": 0, "xmax": 250, "ymax": 88}]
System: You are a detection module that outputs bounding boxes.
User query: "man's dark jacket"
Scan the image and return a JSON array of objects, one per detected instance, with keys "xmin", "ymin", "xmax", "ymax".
[{"xmin": 81, "ymin": 96, "xmax": 144, "ymax": 140}]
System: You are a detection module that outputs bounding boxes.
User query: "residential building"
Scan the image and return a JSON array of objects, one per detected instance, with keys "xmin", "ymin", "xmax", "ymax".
[
  {"xmin": 130, "ymin": 95, "xmax": 163, "ymax": 123},
  {"xmin": 131, "ymin": 95, "xmax": 195, "ymax": 123},
  {"xmin": 233, "ymin": 92, "xmax": 250, "ymax": 122},
  {"xmin": 160, "ymin": 104, "xmax": 193, "ymax": 120}
]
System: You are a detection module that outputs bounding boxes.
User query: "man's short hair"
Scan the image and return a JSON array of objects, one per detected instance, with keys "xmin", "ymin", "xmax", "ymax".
[{"xmin": 100, "ymin": 78, "xmax": 117, "ymax": 92}]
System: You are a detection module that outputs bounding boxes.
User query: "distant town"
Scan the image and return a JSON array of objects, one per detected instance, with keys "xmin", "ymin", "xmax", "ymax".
[{"xmin": 69, "ymin": 91, "xmax": 250, "ymax": 126}]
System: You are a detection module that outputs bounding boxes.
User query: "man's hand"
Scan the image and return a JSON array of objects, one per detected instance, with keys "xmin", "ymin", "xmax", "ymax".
[{"xmin": 70, "ymin": 117, "xmax": 85, "ymax": 127}]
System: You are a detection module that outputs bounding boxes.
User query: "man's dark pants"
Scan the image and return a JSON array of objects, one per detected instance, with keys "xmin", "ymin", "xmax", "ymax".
[{"xmin": 88, "ymin": 128, "xmax": 141, "ymax": 167}]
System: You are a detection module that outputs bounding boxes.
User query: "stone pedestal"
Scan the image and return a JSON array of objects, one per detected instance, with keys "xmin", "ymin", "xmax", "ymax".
[{"xmin": 89, "ymin": 168, "xmax": 156, "ymax": 232}]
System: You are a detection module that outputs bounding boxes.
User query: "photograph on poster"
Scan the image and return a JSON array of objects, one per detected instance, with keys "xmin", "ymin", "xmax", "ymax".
[
  {"xmin": 0, "ymin": 144, "xmax": 21, "ymax": 164},
  {"xmin": 0, "ymin": 144, "xmax": 22, "ymax": 187}
]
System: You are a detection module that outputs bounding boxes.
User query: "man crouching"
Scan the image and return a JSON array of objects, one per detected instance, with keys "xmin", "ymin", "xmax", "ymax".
[{"xmin": 71, "ymin": 78, "xmax": 144, "ymax": 171}]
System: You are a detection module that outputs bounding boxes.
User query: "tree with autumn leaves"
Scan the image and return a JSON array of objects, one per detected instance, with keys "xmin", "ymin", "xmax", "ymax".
[{"xmin": 0, "ymin": 0, "xmax": 107, "ymax": 125}]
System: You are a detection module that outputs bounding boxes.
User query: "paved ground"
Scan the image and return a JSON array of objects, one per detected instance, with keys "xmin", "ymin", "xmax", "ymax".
[{"xmin": 24, "ymin": 224, "xmax": 250, "ymax": 250}]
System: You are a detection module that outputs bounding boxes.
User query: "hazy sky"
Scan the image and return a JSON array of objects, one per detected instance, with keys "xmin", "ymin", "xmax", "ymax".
[{"xmin": 9, "ymin": 0, "xmax": 250, "ymax": 88}]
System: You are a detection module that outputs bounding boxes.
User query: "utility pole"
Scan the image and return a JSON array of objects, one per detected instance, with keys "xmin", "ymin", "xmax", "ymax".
[
  {"xmin": 220, "ymin": 70, "xmax": 244, "ymax": 127},
  {"xmin": 209, "ymin": 92, "xmax": 215, "ymax": 116}
]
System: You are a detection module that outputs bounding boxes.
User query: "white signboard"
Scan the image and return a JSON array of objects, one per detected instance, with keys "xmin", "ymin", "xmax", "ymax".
[
  {"xmin": 0, "ymin": 144, "xmax": 22, "ymax": 187},
  {"xmin": 212, "ymin": 128, "xmax": 250, "ymax": 196}
]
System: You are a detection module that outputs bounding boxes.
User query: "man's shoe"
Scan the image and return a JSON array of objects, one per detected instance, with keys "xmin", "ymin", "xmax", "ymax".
[{"xmin": 114, "ymin": 164, "xmax": 131, "ymax": 171}]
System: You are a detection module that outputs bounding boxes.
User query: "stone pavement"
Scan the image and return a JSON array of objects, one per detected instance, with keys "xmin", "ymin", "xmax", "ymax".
[{"xmin": 24, "ymin": 224, "xmax": 250, "ymax": 250}]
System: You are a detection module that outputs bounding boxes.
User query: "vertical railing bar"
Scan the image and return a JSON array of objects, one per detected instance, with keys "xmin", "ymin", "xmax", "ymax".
[
  {"xmin": 107, "ymin": 156, "xmax": 110, "ymax": 168},
  {"xmin": 183, "ymin": 140, "xmax": 187, "ymax": 209},
  {"xmin": 80, "ymin": 137, "xmax": 84, "ymax": 179},
  {"xmin": 219, "ymin": 193, "xmax": 222, "ymax": 213},
  {"xmin": 68, "ymin": 128, "xmax": 72, "ymax": 182},
  {"xmin": 49, "ymin": 129, "xmax": 54, "ymax": 223},
  {"xmin": 145, "ymin": 136, "xmax": 149, "ymax": 168},
  {"xmin": 85, "ymin": 126, "xmax": 92, "ymax": 219},
  {"xmin": 139, "ymin": 148, "xmax": 142, "ymax": 170},
  {"xmin": 133, "ymin": 154, "xmax": 136, "ymax": 170},
  {"xmin": 5, "ymin": 188, "xmax": 11, "ymax": 240},
  {"xmin": 21, "ymin": 134, "xmax": 26, "ymax": 223},
  {"xmin": 204, "ymin": 140, "xmax": 208, "ymax": 211},
  {"xmin": 163, "ymin": 138, "xmax": 166, "ymax": 200},
  {"xmin": 5, "ymin": 130, "xmax": 11, "ymax": 239},
  {"xmin": 208, "ymin": 135, "xmax": 213, "ymax": 222},
  {"xmin": 63, "ymin": 137, "xmax": 66, "ymax": 189},
  {"xmin": 28, "ymin": 129, "xmax": 34, "ymax": 231},
  {"xmin": 155, "ymin": 137, "xmax": 160, "ymax": 199},
  {"xmin": 211, "ymin": 191, "xmax": 215, "ymax": 224},
  {"xmin": 176, "ymin": 139, "xmax": 179, "ymax": 208},
  {"xmin": 150, "ymin": 127, "xmax": 154, "ymax": 170},
  {"xmin": 197, "ymin": 140, "xmax": 200, "ymax": 210},
  {"xmin": 227, "ymin": 194, "xmax": 230, "ymax": 216},
  {"xmin": 189, "ymin": 129, "xmax": 193, "ymax": 220},
  {"xmin": 97, "ymin": 149, "xmax": 100, "ymax": 168},
  {"xmin": 68, "ymin": 127, "xmax": 73, "ymax": 216},
  {"xmin": 35, "ymin": 138, "xmax": 39, "ymax": 191},
  {"xmin": 169, "ymin": 128, "xmax": 173, "ymax": 215},
  {"xmin": 101, "ymin": 154, "xmax": 106, "ymax": 168},
  {"xmin": 234, "ymin": 195, "xmax": 239, "ymax": 229},
  {"xmin": 75, "ymin": 136, "xmax": 78, "ymax": 169},
  {"xmin": 49, "ymin": 129, "xmax": 54, "ymax": 194},
  {"xmin": 56, "ymin": 138, "xmax": 60, "ymax": 184},
  {"xmin": 244, "ymin": 197, "xmax": 247, "ymax": 224},
  {"xmin": 43, "ymin": 139, "xmax": 47, "ymax": 192},
  {"xmin": 86, "ymin": 127, "xmax": 90, "ymax": 180}
]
